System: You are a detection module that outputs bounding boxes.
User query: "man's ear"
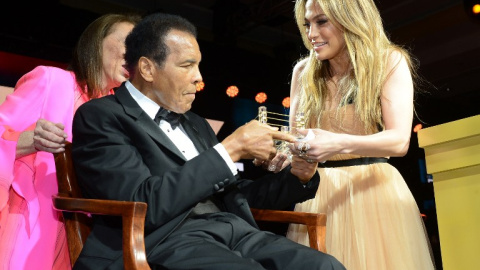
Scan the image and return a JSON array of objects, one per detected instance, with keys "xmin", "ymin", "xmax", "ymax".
[{"xmin": 138, "ymin": 57, "xmax": 155, "ymax": 82}]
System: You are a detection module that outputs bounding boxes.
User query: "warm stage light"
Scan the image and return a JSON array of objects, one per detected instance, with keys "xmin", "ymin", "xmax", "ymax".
[
  {"xmin": 473, "ymin": 4, "xmax": 480, "ymax": 14},
  {"xmin": 196, "ymin": 81, "xmax": 205, "ymax": 91},
  {"xmin": 464, "ymin": 0, "xmax": 480, "ymax": 19},
  {"xmin": 282, "ymin": 97, "xmax": 290, "ymax": 108},
  {"xmin": 226, "ymin": 85, "xmax": 239, "ymax": 97},
  {"xmin": 255, "ymin": 92, "xmax": 267, "ymax": 103},
  {"xmin": 413, "ymin": 123, "xmax": 423, "ymax": 133}
]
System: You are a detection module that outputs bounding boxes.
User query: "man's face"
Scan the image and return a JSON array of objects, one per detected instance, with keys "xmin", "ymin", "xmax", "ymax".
[{"xmin": 149, "ymin": 29, "xmax": 202, "ymax": 114}]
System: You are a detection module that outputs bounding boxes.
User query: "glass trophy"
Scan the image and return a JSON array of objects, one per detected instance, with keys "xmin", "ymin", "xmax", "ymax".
[
  {"xmin": 256, "ymin": 106, "xmax": 294, "ymax": 159},
  {"xmin": 293, "ymin": 111, "xmax": 306, "ymax": 139}
]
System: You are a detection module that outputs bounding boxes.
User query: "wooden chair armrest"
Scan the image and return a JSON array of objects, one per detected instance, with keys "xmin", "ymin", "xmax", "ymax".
[
  {"xmin": 250, "ymin": 208, "xmax": 326, "ymax": 252},
  {"xmin": 53, "ymin": 196, "xmax": 150, "ymax": 270}
]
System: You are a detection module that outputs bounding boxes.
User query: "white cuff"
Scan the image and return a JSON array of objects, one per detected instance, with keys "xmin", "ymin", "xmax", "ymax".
[{"xmin": 214, "ymin": 143, "xmax": 238, "ymax": 176}]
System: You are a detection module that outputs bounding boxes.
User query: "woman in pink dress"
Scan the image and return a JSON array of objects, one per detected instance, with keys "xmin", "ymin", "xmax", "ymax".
[{"xmin": 0, "ymin": 14, "xmax": 139, "ymax": 270}]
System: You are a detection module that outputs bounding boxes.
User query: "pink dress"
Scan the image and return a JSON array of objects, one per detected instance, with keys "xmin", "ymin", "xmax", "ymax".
[{"xmin": 0, "ymin": 66, "xmax": 89, "ymax": 270}]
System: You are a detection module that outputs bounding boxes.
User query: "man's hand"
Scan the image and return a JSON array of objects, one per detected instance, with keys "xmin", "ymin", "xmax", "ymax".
[
  {"xmin": 290, "ymin": 155, "xmax": 318, "ymax": 184},
  {"xmin": 252, "ymin": 151, "xmax": 291, "ymax": 173},
  {"xmin": 221, "ymin": 120, "xmax": 295, "ymax": 162}
]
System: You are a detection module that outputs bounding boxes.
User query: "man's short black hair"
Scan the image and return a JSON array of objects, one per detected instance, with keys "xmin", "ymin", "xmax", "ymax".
[{"xmin": 125, "ymin": 13, "xmax": 197, "ymax": 75}]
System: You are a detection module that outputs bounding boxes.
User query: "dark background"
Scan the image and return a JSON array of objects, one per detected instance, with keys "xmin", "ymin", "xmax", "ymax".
[{"xmin": 1, "ymin": 1, "xmax": 480, "ymax": 269}]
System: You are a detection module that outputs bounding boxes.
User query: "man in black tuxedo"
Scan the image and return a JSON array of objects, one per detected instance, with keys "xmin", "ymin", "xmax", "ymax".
[{"xmin": 71, "ymin": 13, "xmax": 345, "ymax": 270}]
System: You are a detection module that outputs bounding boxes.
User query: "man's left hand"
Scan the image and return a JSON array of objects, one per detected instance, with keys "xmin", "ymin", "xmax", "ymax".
[{"xmin": 290, "ymin": 155, "xmax": 318, "ymax": 184}]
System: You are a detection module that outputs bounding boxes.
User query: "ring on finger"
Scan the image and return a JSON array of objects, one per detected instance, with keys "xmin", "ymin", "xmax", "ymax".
[
  {"xmin": 302, "ymin": 143, "xmax": 311, "ymax": 152},
  {"xmin": 297, "ymin": 142, "xmax": 305, "ymax": 151},
  {"xmin": 307, "ymin": 159, "xmax": 314, "ymax": 163},
  {"xmin": 268, "ymin": 164, "xmax": 277, "ymax": 171}
]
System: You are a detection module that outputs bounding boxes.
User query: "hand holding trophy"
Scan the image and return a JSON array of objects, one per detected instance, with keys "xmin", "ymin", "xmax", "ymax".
[
  {"xmin": 258, "ymin": 106, "xmax": 308, "ymax": 159},
  {"xmin": 257, "ymin": 106, "xmax": 291, "ymax": 156},
  {"xmin": 252, "ymin": 106, "xmax": 287, "ymax": 171},
  {"xmin": 254, "ymin": 106, "xmax": 309, "ymax": 171},
  {"xmin": 254, "ymin": 106, "xmax": 318, "ymax": 180}
]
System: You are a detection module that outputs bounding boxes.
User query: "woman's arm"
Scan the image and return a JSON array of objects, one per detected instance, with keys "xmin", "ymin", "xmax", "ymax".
[{"xmin": 0, "ymin": 67, "xmax": 71, "ymax": 159}]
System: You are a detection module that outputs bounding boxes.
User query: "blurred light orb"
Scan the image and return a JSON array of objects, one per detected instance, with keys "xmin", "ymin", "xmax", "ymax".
[
  {"xmin": 413, "ymin": 123, "xmax": 423, "ymax": 133},
  {"xmin": 226, "ymin": 85, "xmax": 239, "ymax": 97},
  {"xmin": 474, "ymin": 4, "xmax": 480, "ymax": 14},
  {"xmin": 196, "ymin": 81, "xmax": 205, "ymax": 91},
  {"xmin": 255, "ymin": 92, "xmax": 267, "ymax": 103}
]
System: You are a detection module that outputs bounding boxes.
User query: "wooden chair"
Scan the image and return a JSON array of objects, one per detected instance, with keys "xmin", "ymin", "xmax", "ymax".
[
  {"xmin": 53, "ymin": 142, "xmax": 327, "ymax": 269},
  {"xmin": 250, "ymin": 209, "xmax": 326, "ymax": 252}
]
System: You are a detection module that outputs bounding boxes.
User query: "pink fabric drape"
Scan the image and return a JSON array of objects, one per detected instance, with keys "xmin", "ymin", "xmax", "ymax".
[{"xmin": 0, "ymin": 66, "xmax": 83, "ymax": 270}]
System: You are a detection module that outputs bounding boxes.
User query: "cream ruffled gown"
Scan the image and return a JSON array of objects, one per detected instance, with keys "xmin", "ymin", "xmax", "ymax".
[{"xmin": 287, "ymin": 104, "xmax": 435, "ymax": 270}]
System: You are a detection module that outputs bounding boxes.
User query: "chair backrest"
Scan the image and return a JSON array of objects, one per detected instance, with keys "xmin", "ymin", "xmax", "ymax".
[
  {"xmin": 54, "ymin": 143, "xmax": 92, "ymax": 265},
  {"xmin": 53, "ymin": 142, "xmax": 150, "ymax": 269}
]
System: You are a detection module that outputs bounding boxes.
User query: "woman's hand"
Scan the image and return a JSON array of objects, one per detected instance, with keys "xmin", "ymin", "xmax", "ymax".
[
  {"xmin": 16, "ymin": 119, "xmax": 68, "ymax": 158},
  {"xmin": 33, "ymin": 119, "xmax": 68, "ymax": 153},
  {"xmin": 290, "ymin": 129, "xmax": 341, "ymax": 163}
]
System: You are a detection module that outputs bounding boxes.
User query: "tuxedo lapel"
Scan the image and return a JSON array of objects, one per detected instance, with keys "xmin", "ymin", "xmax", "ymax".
[
  {"xmin": 181, "ymin": 116, "xmax": 208, "ymax": 153},
  {"xmin": 115, "ymin": 85, "xmax": 186, "ymax": 161},
  {"xmin": 138, "ymin": 113, "xmax": 187, "ymax": 161}
]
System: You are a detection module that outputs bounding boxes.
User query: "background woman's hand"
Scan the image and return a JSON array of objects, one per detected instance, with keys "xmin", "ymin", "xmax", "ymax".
[
  {"xmin": 33, "ymin": 119, "xmax": 68, "ymax": 153},
  {"xmin": 16, "ymin": 119, "xmax": 67, "ymax": 158}
]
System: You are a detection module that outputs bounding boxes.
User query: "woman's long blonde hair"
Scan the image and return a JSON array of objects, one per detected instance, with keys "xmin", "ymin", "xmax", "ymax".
[{"xmin": 294, "ymin": 0, "xmax": 417, "ymax": 133}]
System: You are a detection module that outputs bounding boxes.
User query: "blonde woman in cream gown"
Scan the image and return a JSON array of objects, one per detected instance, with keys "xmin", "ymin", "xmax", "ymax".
[{"xmin": 284, "ymin": 0, "xmax": 436, "ymax": 269}]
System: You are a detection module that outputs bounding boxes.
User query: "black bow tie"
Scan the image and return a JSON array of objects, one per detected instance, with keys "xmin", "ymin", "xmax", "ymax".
[{"xmin": 154, "ymin": 107, "xmax": 182, "ymax": 129}]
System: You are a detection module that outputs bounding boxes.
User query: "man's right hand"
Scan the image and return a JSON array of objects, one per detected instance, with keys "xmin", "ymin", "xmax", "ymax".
[{"xmin": 221, "ymin": 120, "xmax": 295, "ymax": 162}]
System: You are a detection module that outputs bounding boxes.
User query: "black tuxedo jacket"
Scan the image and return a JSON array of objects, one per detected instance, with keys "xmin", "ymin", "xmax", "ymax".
[{"xmin": 71, "ymin": 83, "xmax": 319, "ymax": 269}]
